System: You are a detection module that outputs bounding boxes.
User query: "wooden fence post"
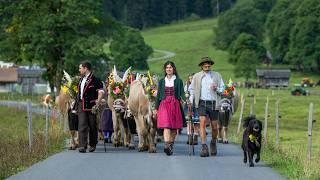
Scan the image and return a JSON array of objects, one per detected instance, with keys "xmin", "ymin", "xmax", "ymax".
[
  {"xmin": 275, "ymin": 99, "xmax": 280, "ymax": 148},
  {"xmin": 45, "ymin": 105, "xmax": 49, "ymax": 146},
  {"xmin": 27, "ymin": 99, "xmax": 33, "ymax": 151},
  {"xmin": 237, "ymin": 99, "xmax": 245, "ymax": 134},
  {"xmin": 307, "ymin": 102, "xmax": 314, "ymax": 162},
  {"xmin": 264, "ymin": 96, "xmax": 269, "ymax": 144}
]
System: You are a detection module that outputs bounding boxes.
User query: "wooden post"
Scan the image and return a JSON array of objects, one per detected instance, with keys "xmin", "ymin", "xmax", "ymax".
[
  {"xmin": 250, "ymin": 98, "xmax": 254, "ymax": 115},
  {"xmin": 264, "ymin": 96, "xmax": 269, "ymax": 144},
  {"xmin": 27, "ymin": 99, "xmax": 33, "ymax": 151},
  {"xmin": 307, "ymin": 103, "xmax": 314, "ymax": 162},
  {"xmin": 237, "ymin": 99, "xmax": 245, "ymax": 134},
  {"xmin": 275, "ymin": 99, "xmax": 279, "ymax": 148},
  {"xmin": 45, "ymin": 105, "xmax": 49, "ymax": 145}
]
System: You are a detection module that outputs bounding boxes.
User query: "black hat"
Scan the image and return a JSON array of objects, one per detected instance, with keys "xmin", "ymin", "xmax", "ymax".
[{"xmin": 198, "ymin": 56, "xmax": 214, "ymax": 66}]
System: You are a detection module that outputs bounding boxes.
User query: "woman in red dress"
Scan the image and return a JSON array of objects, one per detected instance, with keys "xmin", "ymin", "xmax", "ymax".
[{"xmin": 155, "ymin": 61, "xmax": 185, "ymax": 156}]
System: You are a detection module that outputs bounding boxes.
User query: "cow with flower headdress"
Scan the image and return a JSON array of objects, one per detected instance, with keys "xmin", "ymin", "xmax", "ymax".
[
  {"xmin": 107, "ymin": 66, "xmax": 134, "ymax": 149},
  {"xmin": 56, "ymin": 70, "xmax": 80, "ymax": 150},
  {"xmin": 217, "ymin": 79, "xmax": 239, "ymax": 144},
  {"xmin": 127, "ymin": 71, "xmax": 158, "ymax": 152}
]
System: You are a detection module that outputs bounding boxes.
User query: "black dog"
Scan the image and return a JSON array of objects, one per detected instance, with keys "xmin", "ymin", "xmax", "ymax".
[{"xmin": 241, "ymin": 115, "xmax": 262, "ymax": 167}]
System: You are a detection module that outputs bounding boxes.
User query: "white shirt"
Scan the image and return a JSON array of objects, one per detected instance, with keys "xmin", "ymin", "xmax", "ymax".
[
  {"xmin": 200, "ymin": 72, "xmax": 215, "ymax": 101},
  {"xmin": 165, "ymin": 75, "xmax": 176, "ymax": 87},
  {"xmin": 80, "ymin": 73, "xmax": 90, "ymax": 100}
]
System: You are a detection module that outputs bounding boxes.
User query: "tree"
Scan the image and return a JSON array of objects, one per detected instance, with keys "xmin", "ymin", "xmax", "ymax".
[
  {"xmin": 0, "ymin": 0, "xmax": 154, "ymax": 93},
  {"xmin": 110, "ymin": 28, "xmax": 153, "ymax": 71},
  {"xmin": 0, "ymin": 0, "xmax": 120, "ymax": 93},
  {"xmin": 265, "ymin": 0, "xmax": 301, "ymax": 64},
  {"xmin": 214, "ymin": 0, "xmax": 265, "ymax": 50},
  {"xmin": 229, "ymin": 33, "xmax": 266, "ymax": 64},
  {"xmin": 230, "ymin": 33, "xmax": 265, "ymax": 80},
  {"xmin": 285, "ymin": 0, "xmax": 320, "ymax": 71},
  {"xmin": 234, "ymin": 50, "xmax": 259, "ymax": 81}
]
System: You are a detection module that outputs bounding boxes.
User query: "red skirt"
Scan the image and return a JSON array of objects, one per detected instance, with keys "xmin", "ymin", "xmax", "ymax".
[{"xmin": 157, "ymin": 96, "xmax": 183, "ymax": 129}]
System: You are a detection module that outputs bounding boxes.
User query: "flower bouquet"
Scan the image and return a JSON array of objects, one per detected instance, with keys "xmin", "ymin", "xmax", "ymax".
[
  {"xmin": 61, "ymin": 73, "xmax": 80, "ymax": 99},
  {"xmin": 218, "ymin": 79, "xmax": 236, "ymax": 99}
]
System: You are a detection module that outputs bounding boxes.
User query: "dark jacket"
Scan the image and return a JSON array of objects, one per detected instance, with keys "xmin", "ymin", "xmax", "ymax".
[
  {"xmin": 155, "ymin": 76, "xmax": 186, "ymax": 110},
  {"xmin": 78, "ymin": 72, "xmax": 103, "ymax": 111}
]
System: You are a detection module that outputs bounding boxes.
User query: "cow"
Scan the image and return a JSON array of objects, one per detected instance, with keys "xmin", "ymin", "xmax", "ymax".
[
  {"xmin": 107, "ymin": 66, "xmax": 134, "ymax": 149},
  {"xmin": 127, "ymin": 75, "xmax": 157, "ymax": 153},
  {"xmin": 217, "ymin": 90, "xmax": 239, "ymax": 144}
]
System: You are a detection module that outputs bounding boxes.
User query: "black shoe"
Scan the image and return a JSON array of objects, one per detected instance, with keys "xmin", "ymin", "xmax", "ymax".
[
  {"xmin": 200, "ymin": 144, "xmax": 209, "ymax": 157},
  {"xmin": 210, "ymin": 140, "xmax": 217, "ymax": 156},
  {"xmin": 164, "ymin": 142, "xmax": 173, "ymax": 156},
  {"xmin": 89, "ymin": 146, "xmax": 96, "ymax": 152},
  {"xmin": 78, "ymin": 147, "xmax": 87, "ymax": 153}
]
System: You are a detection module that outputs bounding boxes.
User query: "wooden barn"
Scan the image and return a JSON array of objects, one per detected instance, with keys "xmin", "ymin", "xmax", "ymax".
[{"xmin": 256, "ymin": 69, "xmax": 291, "ymax": 88}]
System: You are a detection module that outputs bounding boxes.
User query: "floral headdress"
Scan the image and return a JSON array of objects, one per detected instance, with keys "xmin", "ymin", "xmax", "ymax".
[{"xmin": 108, "ymin": 66, "xmax": 131, "ymax": 99}]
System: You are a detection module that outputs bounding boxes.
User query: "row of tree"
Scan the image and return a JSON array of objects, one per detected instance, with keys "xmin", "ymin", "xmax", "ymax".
[
  {"xmin": 104, "ymin": 0, "xmax": 236, "ymax": 29},
  {"xmin": 214, "ymin": 0, "xmax": 320, "ymax": 79},
  {"xmin": 0, "ymin": 0, "xmax": 152, "ymax": 93}
]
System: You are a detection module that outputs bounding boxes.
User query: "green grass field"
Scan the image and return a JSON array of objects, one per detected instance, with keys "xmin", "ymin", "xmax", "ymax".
[
  {"xmin": 144, "ymin": 18, "xmax": 320, "ymax": 179},
  {"xmin": 0, "ymin": 106, "xmax": 66, "ymax": 179},
  {"xmin": 144, "ymin": 18, "xmax": 320, "ymax": 85},
  {"xmin": 143, "ymin": 18, "xmax": 234, "ymax": 81}
]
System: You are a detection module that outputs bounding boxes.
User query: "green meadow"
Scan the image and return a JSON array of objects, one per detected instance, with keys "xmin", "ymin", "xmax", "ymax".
[{"xmin": 144, "ymin": 18, "xmax": 320, "ymax": 179}]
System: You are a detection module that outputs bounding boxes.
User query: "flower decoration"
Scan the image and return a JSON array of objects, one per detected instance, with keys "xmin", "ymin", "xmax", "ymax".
[
  {"xmin": 110, "ymin": 81, "xmax": 125, "ymax": 99},
  {"xmin": 61, "ymin": 74, "xmax": 80, "ymax": 99},
  {"xmin": 145, "ymin": 72, "xmax": 158, "ymax": 101},
  {"xmin": 218, "ymin": 78, "xmax": 236, "ymax": 99}
]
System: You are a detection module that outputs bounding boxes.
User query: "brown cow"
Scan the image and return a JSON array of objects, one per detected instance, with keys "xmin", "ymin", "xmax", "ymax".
[
  {"xmin": 107, "ymin": 66, "xmax": 134, "ymax": 149},
  {"xmin": 127, "ymin": 79, "xmax": 157, "ymax": 153}
]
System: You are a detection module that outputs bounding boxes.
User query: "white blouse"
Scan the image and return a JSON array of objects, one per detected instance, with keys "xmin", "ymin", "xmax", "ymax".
[{"xmin": 165, "ymin": 75, "xmax": 176, "ymax": 87}]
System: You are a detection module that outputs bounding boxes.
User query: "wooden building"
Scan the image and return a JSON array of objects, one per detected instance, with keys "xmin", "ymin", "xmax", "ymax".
[{"xmin": 256, "ymin": 69, "xmax": 291, "ymax": 88}]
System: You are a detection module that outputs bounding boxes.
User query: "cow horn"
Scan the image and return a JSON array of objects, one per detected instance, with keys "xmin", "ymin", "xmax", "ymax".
[{"xmin": 122, "ymin": 67, "xmax": 131, "ymax": 82}]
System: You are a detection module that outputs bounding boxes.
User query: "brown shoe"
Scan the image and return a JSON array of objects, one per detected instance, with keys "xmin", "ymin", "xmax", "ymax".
[
  {"xmin": 210, "ymin": 140, "xmax": 217, "ymax": 156},
  {"xmin": 192, "ymin": 135, "xmax": 198, "ymax": 145},
  {"xmin": 200, "ymin": 144, "xmax": 209, "ymax": 157}
]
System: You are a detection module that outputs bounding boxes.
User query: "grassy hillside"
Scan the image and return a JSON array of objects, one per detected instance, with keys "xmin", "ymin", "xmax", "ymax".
[
  {"xmin": 143, "ymin": 18, "xmax": 320, "ymax": 85},
  {"xmin": 143, "ymin": 18, "xmax": 234, "ymax": 81},
  {"xmin": 143, "ymin": 18, "xmax": 320, "ymax": 178}
]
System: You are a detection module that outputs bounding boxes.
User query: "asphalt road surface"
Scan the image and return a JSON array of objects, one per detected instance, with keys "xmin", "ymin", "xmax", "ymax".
[{"xmin": 8, "ymin": 132, "xmax": 284, "ymax": 180}]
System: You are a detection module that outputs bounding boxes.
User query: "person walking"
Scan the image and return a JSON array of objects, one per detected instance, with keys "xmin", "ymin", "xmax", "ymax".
[
  {"xmin": 77, "ymin": 61, "xmax": 104, "ymax": 153},
  {"xmin": 155, "ymin": 61, "xmax": 185, "ymax": 156},
  {"xmin": 189, "ymin": 57, "xmax": 225, "ymax": 157}
]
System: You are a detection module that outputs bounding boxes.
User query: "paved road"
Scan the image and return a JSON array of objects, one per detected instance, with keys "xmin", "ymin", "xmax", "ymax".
[
  {"xmin": 147, "ymin": 49, "xmax": 176, "ymax": 62},
  {"xmin": 8, "ymin": 132, "xmax": 283, "ymax": 180}
]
